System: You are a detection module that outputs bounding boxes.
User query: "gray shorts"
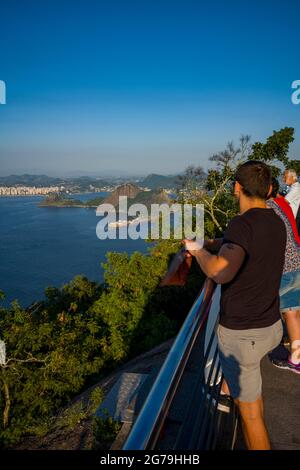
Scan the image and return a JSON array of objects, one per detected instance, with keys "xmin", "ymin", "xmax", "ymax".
[{"xmin": 217, "ymin": 320, "xmax": 283, "ymax": 402}]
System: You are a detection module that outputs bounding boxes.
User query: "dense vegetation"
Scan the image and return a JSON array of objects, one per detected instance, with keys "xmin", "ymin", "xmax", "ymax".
[
  {"xmin": 0, "ymin": 127, "xmax": 296, "ymax": 447},
  {"xmin": 0, "ymin": 242, "xmax": 203, "ymax": 446}
]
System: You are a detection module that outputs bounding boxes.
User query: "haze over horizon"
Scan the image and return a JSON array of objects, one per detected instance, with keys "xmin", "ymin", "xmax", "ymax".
[
  {"xmin": 0, "ymin": 169, "xmax": 181, "ymax": 179},
  {"xmin": 1, "ymin": 0, "xmax": 300, "ymax": 176}
]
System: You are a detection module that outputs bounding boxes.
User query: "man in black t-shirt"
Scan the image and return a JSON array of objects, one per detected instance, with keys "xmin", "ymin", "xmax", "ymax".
[{"xmin": 184, "ymin": 161, "xmax": 286, "ymax": 450}]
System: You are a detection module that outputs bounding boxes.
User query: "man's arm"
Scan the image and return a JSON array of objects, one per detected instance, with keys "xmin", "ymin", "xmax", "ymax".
[
  {"xmin": 203, "ymin": 238, "xmax": 223, "ymax": 253},
  {"xmin": 184, "ymin": 241, "xmax": 246, "ymax": 284}
]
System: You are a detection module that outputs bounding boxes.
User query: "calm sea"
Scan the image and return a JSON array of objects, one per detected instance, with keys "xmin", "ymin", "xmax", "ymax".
[{"xmin": 0, "ymin": 193, "xmax": 150, "ymax": 307}]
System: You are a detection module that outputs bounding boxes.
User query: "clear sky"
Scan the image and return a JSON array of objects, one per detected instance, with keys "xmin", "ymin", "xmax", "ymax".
[{"xmin": 0, "ymin": 0, "xmax": 299, "ymax": 176}]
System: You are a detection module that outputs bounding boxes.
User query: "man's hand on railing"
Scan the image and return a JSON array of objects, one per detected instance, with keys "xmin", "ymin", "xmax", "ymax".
[
  {"xmin": 182, "ymin": 238, "xmax": 245, "ymax": 284},
  {"xmin": 183, "ymin": 238, "xmax": 204, "ymax": 255}
]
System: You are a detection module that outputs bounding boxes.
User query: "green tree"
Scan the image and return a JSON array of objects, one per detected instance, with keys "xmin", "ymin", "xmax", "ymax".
[
  {"xmin": 177, "ymin": 136, "xmax": 251, "ymax": 236},
  {"xmin": 251, "ymin": 127, "xmax": 295, "ymax": 177},
  {"xmin": 178, "ymin": 128, "xmax": 295, "ymax": 237},
  {"xmin": 0, "ymin": 277, "xmax": 108, "ymax": 445},
  {"xmin": 288, "ymin": 160, "xmax": 300, "ymax": 176},
  {"xmin": 0, "ymin": 247, "xmax": 202, "ymax": 446}
]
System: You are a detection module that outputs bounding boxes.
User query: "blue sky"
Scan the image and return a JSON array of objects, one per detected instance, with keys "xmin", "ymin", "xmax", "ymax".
[{"xmin": 0, "ymin": 0, "xmax": 299, "ymax": 176}]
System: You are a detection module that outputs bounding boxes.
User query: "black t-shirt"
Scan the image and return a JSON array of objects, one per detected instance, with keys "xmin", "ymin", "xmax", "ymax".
[{"xmin": 219, "ymin": 207, "xmax": 286, "ymax": 330}]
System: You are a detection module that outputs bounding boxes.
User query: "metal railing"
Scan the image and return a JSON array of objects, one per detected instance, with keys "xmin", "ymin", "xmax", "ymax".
[{"xmin": 123, "ymin": 278, "xmax": 237, "ymax": 450}]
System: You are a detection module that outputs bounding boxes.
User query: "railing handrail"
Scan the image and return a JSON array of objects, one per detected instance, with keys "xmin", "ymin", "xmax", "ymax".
[{"xmin": 123, "ymin": 278, "xmax": 216, "ymax": 450}]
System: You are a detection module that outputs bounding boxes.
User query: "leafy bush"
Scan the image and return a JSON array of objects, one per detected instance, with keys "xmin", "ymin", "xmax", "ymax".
[
  {"xmin": 0, "ymin": 240, "xmax": 198, "ymax": 446},
  {"xmin": 93, "ymin": 413, "xmax": 122, "ymax": 450}
]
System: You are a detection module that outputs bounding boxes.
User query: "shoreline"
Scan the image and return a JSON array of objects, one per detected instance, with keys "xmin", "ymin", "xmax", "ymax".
[{"xmin": 0, "ymin": 191, "xmax": 111, "ymax": 198}]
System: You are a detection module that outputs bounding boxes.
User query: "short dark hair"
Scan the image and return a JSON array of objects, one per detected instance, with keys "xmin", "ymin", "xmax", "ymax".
[
  {"xmin": 235, "ymin": 161, "xmax": 271, "ymax": 199},
  {"xmin": 270, "ymin": 177, "xmax": 280, "ymax": 199}
]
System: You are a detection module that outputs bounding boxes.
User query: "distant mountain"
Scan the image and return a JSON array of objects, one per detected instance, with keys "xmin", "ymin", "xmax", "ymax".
[
  {"xmin": 39, "ymin": 185, "xmax": 172, "ymax": 209},
  {"xmin": 0, "ymin": 174, "xmax": 112, "ymax": 191},
  {"xmin": 103, "ymin": 183, "xmax": 141, "ymax": 206},
  {"xmin": 0, "ymin": 172, "xmax": 181, "ymax": 191},
  {"xmin": 139, "ymin": 173, "xmax": 179, "ymax": 189},
  {"xmin": 0, "ymin": 174, "xmax": 64, "ymax": 187},
  {"xmin": 130, "ymin": 189, "xmax": 172, "ymax": 208},
  {"xmin": 102, "ymin": 184, "xmax": 172, "ymax": 209}
]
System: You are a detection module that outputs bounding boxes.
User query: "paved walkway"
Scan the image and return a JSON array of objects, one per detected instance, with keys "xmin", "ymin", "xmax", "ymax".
[{"xmin": 262, "ymin": 350, "xmax": 300, "ymax": 450}]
